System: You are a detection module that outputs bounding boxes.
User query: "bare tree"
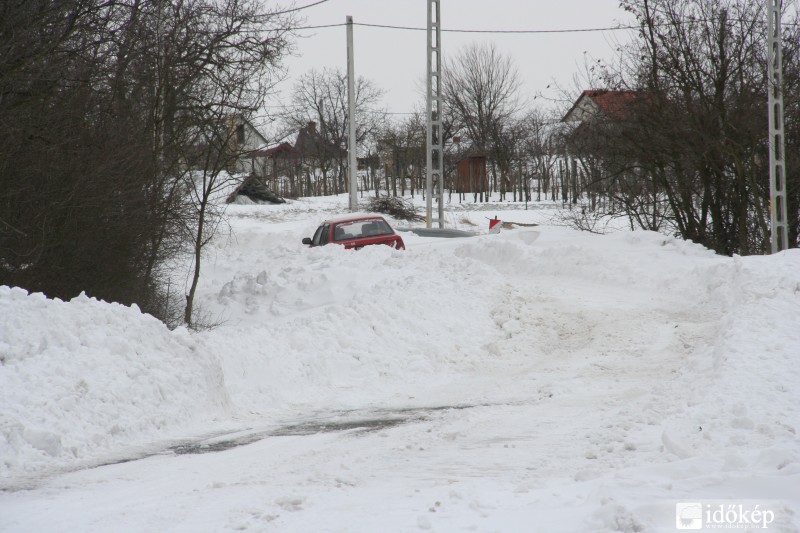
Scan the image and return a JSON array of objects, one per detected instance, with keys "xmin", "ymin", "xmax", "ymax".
[
  {"xmin": 490, "ymin": 117, "xmax": 531, "ymax": 202},
  {"xmin": 520, "ymin": 109, "xmax": 560, "ymax": 203},
  {"xmin": 166, "ymin": 0, "xmax": 294, "ymax": 328},
  {"xmin": 376, "ymin": 113, "xmax": 427, "ymax": 197},
  {"xmin": 442, "ymin": 42, "xmax": 523, "ymax": 200},
  {"xmin": 0, "ymin": 0, "xmax": 166, "ymax": 307},
  {"xmin": 0, "ymin": 0, "xmax": 295, "ymax": 326},
  {"xmin": 282, "ymin": 67, "xmax": 386, "ymax": 196},
  {"xmin": 571, "ymin": 0, "xmax": 799, "ymax": 254}
]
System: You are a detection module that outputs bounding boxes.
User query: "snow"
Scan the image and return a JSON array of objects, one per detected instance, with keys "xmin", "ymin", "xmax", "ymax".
[{"xmin": 1, "ymin": 194, "xmax": 799, "ymax": 532}]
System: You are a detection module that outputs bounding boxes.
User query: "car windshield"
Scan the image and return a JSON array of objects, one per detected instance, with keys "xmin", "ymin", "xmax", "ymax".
[{"xmin": 333, "ymin": 219, "xmax": 392, "ymax": 240}]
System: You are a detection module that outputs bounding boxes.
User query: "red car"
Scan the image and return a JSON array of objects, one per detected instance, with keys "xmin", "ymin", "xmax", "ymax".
[{"xmin": 302, "ymin": 214, "xmax": 405, "ymax": 250}]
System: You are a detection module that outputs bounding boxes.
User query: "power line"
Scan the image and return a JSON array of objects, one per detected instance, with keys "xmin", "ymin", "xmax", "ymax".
[
  {"xmin": 271, "ymin": 0, "xmax": 331, "ymax": 16},
  {"xmin": 356, "ymin": 22, "xmax": 639, "ymax": 34},
  {"xmin": 263, "ymin": 102, "xmax": 415, "ymax": 116},
  {"xmin": 288, "ymin": 18, "xmax": 798, "ymax": 34},
  {"xmin": 291, "ymin": 23, "xmax": 345, "ymax": 30},
  {"xmin": 291, "ymin": 22, "xmax": 637, "ymax": 34}
]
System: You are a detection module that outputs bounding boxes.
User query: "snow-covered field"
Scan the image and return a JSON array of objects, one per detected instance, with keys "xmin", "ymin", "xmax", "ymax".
[{"xmin": 1, "ymin": 194, "xmax": 799, "ymax": 532}]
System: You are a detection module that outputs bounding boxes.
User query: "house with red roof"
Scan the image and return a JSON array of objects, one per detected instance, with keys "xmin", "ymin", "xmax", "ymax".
[
  {"xmin": 232, "ymin": 120, "xmax": 349, "ymax": 197},
  {"xmin": 243, "ymin": 141, "xmax": 297, "ymax": 179},
  {"xmin": 562, "ymin": 89, "xmax": 641, "ymax": 123}
]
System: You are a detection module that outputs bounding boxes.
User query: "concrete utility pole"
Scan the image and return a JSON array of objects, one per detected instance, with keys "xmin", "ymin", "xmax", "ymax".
[
  {"xmin": 426, "ymin": 0, "xmax": 444, "ymax": 228},
  {"xmin": 767, "ymin": 0, "xmax": 789, "ymax": 253},
  {"xmin": 347, "ymin": 16, "xmax": 358, "ymax": 211}
]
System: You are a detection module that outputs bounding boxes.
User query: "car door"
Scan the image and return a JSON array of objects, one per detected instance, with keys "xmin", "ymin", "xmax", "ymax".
[{"xmin": 311, "ymin": 224, "xmax": 330, "ymax": 246}]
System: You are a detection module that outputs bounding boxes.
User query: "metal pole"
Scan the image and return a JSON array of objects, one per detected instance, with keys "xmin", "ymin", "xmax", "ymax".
[
  {"xmin": 426, "ymin": 0, "xmax": 443, "ymax": 228},
  {"xmin": 767, "ymin": 0, "xmax": 789, "ymax": 252},
  {"xmin": 347, "ymin": 16, "xmax": 358, "ymax": 211}
]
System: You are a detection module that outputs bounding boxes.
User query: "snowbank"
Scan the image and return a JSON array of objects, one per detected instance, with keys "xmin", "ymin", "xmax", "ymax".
[
  {"xmin": 1, "ymin": 197, "xmax": 799, "ymax": 531},
  {"xmin": 0, "ymin": 287, "xmax": 230, "ymax": 478}
]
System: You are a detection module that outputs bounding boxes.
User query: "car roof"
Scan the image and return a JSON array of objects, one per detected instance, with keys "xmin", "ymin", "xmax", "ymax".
[{"xmin": 322, "ymin": 213, "xmax": 388, "ymax": 225}]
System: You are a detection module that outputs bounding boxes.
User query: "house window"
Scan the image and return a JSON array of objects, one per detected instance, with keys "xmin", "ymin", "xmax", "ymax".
[{"xmin": 236, "ymin": 124, "xmax": 245, "ymax": 145}]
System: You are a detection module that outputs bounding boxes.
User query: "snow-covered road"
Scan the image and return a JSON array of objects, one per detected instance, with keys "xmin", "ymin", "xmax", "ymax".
[{"xmin": 2, "ymin": 199, "xmax": 798, "ymax": 532}]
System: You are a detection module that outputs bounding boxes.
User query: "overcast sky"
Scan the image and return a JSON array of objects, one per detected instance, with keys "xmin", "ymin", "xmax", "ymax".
[{"xmin": 270, "ymin": 0, "xmax": 637, "ymax": 119}]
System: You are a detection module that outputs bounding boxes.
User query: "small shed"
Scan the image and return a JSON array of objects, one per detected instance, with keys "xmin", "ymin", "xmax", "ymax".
[{"xmin": 455, "ymin": 154, "xmax": 488, "ymax": 193}]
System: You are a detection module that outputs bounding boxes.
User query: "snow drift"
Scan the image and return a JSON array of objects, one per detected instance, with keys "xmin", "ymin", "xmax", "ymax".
[{"xmin": 1, "ymin": 198, "xmax": 799, "ymax": 532}]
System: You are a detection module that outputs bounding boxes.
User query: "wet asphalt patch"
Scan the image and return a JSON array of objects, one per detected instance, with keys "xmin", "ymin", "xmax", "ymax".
[{"xmin": 169, "ymin": 415, "xmax": 411, "ymax": 455}]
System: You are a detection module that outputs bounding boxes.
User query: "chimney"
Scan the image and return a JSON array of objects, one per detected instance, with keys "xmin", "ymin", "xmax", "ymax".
[{"xmin": 307, "ymin": 121, "xmax": 316, "ymax": 134}]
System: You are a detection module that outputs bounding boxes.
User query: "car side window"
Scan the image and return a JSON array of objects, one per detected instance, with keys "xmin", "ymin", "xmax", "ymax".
[
  {"xmin": 366, "ymin": 220, "xmax": 391, "ymax": 235},
  {"xmin": 312, "ymin": 224, "xmax": 329, "ymax": 246},
  {"xmin": 311, "ymin": 226, "xmax": 323, "ymax": 245}
]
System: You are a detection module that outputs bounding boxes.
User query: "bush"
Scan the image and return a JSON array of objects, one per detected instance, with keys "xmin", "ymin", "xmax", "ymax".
[{"xmin": 365, "ymin": 196, "xmax": 424, "ymax": 222}]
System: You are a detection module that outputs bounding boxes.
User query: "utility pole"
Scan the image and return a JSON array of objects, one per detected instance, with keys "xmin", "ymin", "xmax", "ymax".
[
  {"xmin": 767, "ymin": 0, "xmax": 789, "ymax": 253},
  {"xmin": 426, "ymin": 0, "xmax": 444, "ymax": 228},
  {"xmin": 347, "ymin": 16, "xmax": 358, "ymax": 211}
]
